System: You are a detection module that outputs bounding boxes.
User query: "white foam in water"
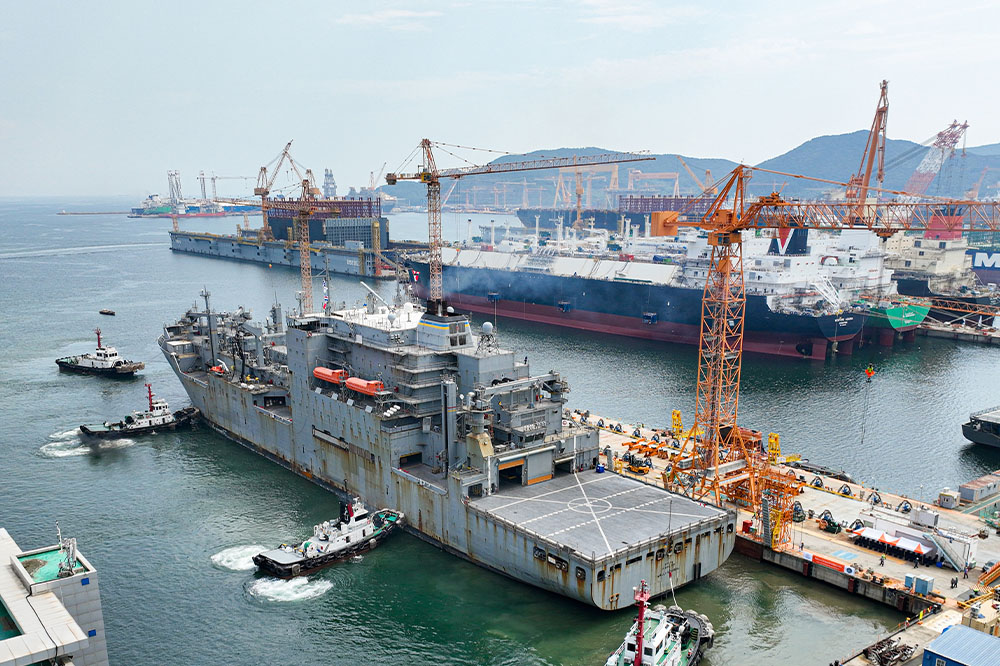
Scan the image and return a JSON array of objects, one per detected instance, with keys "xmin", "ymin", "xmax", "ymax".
[
  {"xmin": 40, "ymin": 439, "xmax": 90, "ymax": 458},
  {"xmin": 40, "ymin": 431, "xmax": 136, "ymax": 458},
  {"xmin": 248, "ymin": 576, "xmax": 333, "ymax": 602},
  {"xmin": 211, "ymin": 545, "xmax": 267, "ymax": 571}
]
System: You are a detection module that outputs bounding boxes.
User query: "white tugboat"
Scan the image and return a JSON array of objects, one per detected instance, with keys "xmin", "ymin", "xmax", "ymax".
[
  {"xmin": 79, "ymin": 384, "xmax": 198, "ymax": 439},
  {"xmin": 56, "ymin": 328, "xmax": 144, "ymax": 376},
  {"xmin": 253, "ymin": 498, "xmax": 404, "ymax": 578},
  {"xmin": 605, "ymin": 580, "xmax": 714, "ymax": 666}
]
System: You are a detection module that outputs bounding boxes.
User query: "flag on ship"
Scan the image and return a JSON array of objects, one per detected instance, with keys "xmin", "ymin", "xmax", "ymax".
[{"xmin": 322, "ymin": 279, "xmax": 329, "ymax": 311}]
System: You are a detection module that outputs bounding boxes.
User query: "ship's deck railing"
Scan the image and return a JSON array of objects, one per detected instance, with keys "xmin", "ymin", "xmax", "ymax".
[
  {"xmin": 970, "ymin": 405, "xmax": 1000, "ymax": 420},
  {"xmin": 392, "ymin": 466, "xmax": 446, "ymax": 496},
  {"xmin": 255, "ymin": 404, "xmax": 292, "ymax": 425}
]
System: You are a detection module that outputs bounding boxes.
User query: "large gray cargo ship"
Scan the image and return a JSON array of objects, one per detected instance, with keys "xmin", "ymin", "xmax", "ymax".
[{"xmin": 159, "ymin": 292, "xmax": 735, "ymax": 609}]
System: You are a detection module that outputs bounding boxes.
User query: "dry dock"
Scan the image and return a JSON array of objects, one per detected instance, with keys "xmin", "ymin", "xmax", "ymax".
[{"xmin": 569, "ymin": 410, "xmax": 1000, "ymax": 665}]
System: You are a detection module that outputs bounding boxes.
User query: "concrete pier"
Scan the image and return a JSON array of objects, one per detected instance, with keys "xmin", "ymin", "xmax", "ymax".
[
  {"xmin": 918, "ymin": 322, "xmax": 1000, "ymax": 345},
  {"xmin": 570, "ymin": 409, "xmax": 1000, "ymax": 665}
]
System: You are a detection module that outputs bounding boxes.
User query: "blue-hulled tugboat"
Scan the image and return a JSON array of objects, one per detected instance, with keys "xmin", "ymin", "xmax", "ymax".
[{"xmin": 253, "ymin": 498, "xmax": 404, "ymax": 578}]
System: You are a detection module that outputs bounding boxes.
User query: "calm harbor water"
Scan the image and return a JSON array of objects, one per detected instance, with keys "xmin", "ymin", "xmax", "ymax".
[{"xmin": 3, "ymin": 198, "xmax": 999, "ymax": 664}]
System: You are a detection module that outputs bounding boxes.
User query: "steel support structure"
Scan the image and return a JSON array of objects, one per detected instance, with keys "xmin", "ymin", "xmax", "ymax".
[
  {"xmin": 297, "ymin": 212, "xmax": 313, "ymax": 313},
  {"xmin": 667, "ymin": 168, "xmax": 754, "ymax": 506}
]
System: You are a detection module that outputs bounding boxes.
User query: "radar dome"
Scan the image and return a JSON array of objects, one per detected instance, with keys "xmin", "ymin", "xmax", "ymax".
[
  {"xmin": 446, "ymin": 306, "xmax": 454, "ymax": 314},
  {"xmin": 481, "ymin": 322, "xmax": 494, "ymax": 335},
  {"xmin": 402, "ymin": 302, "xmax": 415, "ymax": 312},
  {"xmin": 388, "ymin": 313, "xmax": 397, "ymax": 324}
]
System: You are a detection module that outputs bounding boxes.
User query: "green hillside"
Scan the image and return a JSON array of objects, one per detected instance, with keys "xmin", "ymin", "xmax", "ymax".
[{"xmin": 379, "ymin": 132, "xmax": 1000, "ymax": 207}]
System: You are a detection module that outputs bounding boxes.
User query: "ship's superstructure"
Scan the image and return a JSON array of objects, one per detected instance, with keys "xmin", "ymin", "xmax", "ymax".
[
  {"xmin": 886, "ymin": 233, "xmax": 985, "ymax": 297},
  {"xmin": 159, "ymin": 292, "xmax": 735, "ymax": 609}
]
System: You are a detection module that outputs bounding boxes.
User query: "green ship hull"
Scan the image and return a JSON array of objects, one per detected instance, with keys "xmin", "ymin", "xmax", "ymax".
[{"xmin": 865, "ymin": 303, "xmax": 930, "ymax": 331}]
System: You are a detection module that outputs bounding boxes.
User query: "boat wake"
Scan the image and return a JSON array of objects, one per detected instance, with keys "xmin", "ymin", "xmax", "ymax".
[
  {"xmin": 40, "ymin": 429, "xmax": 135, "ymax": 458},
  {"xmin": 0, "ymin": 242, "xmax": 162, "ymax": 260},
  {"xmin": 246, "ymin": 576, "xmax": 333, "ymax": 602},
  {"xmin": 210, "ymin": 545, "xmax": 266, "ymax": 572}
]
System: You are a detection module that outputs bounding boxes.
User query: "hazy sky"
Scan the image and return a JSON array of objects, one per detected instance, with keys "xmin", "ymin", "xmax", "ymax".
[{"xmin": 3, "ymin": 1, "xmax": 998, "ymax": 197}]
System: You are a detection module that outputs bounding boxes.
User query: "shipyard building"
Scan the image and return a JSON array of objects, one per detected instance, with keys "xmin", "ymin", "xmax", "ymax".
[{"xmin": 0, "ymin": 529, "xmax": 108, "ymax": 666}]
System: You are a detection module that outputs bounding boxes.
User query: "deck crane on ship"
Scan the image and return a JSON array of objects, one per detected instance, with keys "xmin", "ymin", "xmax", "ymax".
[{"xmin": 662, "ymin": 162, "xmax": 1000, "ymax": 548}]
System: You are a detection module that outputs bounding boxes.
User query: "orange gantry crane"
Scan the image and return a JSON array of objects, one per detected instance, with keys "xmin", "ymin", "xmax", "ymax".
[
  {"xmin": 386, "ymin": 140, "xmax": 651, "ymax": 313},
  {"xmin": 665, "ymin": 165, "xmax": 1000, "ymax": 546},
  {"xmin": 845, "ymin": 80, "xmax": 889, "ymax": 204}
]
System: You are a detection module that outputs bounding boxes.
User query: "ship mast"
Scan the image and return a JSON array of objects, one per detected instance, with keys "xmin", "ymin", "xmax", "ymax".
[
  {"xmin": 146, "ymin": 383, "xmax": 154, "ymax": 411},
  {"xmin": 94, "ymin": 328, "xmax": 102, "ymax": 349},
  {"xmin": 633, "ymin": 579, "xmax": 650, "ymax": 666}
]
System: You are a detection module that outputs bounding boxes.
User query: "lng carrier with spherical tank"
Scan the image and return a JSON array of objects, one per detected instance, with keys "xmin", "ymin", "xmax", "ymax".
[{"xmin": 158, "ymin": 289, "xmax": 735, "ymax": 609}]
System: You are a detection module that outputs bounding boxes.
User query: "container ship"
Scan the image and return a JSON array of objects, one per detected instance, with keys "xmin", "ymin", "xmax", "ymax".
[
  {"xmin": 158, "ymin": 294, "xmax": 736, "ymax": 609},
  {"xmin": 407, "ymin": 229, "xmax": 866, "ymax": 359}
]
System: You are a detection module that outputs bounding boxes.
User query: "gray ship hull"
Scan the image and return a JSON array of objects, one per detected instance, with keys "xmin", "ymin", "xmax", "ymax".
[
  {"xmin": 169, "ymin": 231, "xmax": 392, "ymax": 279},
  {"xmin": 160, "ymin": 301, "xmax": 735, "ymax": 610}
]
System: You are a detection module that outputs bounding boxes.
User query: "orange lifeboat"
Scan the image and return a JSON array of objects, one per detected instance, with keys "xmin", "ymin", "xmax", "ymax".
[
  {"xmin": 313, "ymin": 367, "xmax": 347, "ymax": 384},
  {"xmin": 345, "ymin": 377, "xmax": 385, "ymax": 395}
]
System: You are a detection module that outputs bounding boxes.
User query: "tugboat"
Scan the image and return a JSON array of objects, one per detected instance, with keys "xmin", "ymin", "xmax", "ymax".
[
  {"xmin": 80, "ymin": 384, "xmax": 198, "ymax": 439},
  {"xmin": 962, "ymin": 406, "xmax": 1000, "ymax": 448},
  {"xmin": 605, "ymin": 580, "xmax": 714, "ymax": 666},
  {"xmin": 56, "ymin": 328, "xmax": 144, "ymax": 376},
  {"xmin": 253, "ymin": 498, "xmax": 404, "ymax": 578}
]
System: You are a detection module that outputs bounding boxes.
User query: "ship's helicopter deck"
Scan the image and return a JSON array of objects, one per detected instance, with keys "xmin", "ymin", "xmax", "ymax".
[{"xmin": 472, "ymin": 470, "xmax": 728, "ymax": 561}]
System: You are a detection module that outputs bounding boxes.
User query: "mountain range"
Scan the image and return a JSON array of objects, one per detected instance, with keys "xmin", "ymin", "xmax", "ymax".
[{"xmin": 381, "ymin": 131, "xmax": 1000, "ymax": 206}]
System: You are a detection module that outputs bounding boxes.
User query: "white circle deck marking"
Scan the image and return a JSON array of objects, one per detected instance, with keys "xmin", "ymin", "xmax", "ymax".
[{"xmin": 567, "ymin": 497, "xmax": 612, "ymax": 515}]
